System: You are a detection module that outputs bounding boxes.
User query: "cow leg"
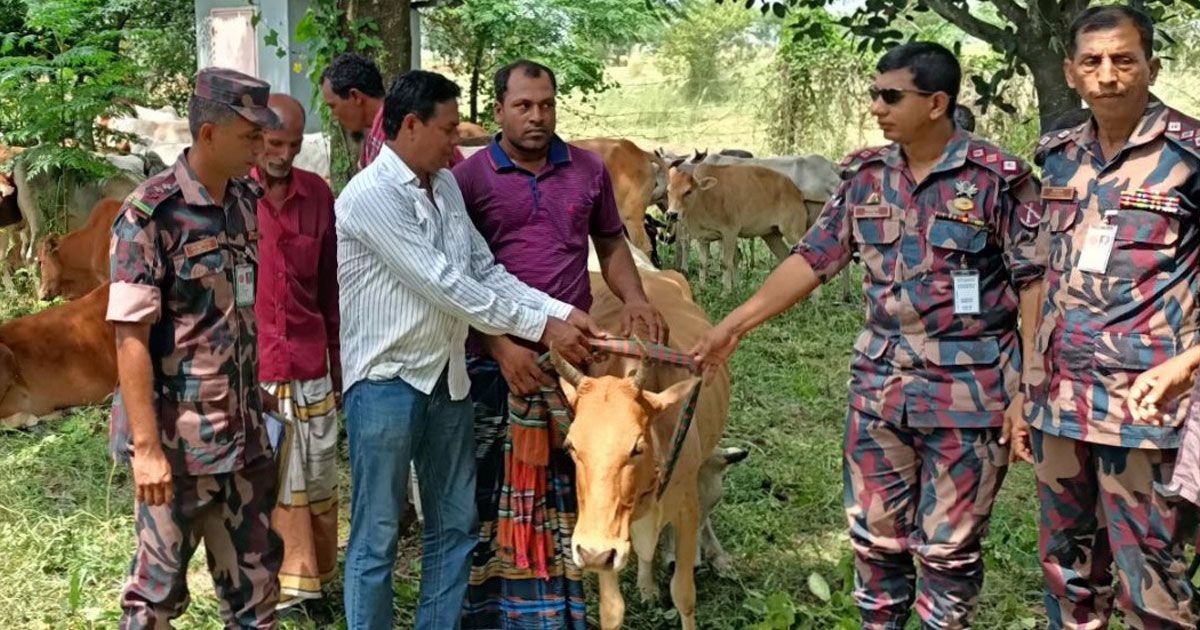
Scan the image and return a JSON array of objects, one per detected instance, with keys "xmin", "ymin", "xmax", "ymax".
[
  {"xmin": 700, "ymin": 516, "xmax": 735, "ymax": 578},
  {"xmin": 631, "ymin": 515, "xmax": 661, "ymax": 602},
  {"xmin": 720, "ymin": 234, "xmax": 737, "ymax": 293},
  {"xmin": 670, "ymin": 490, "xmax": 700, "ymax": 630},
  {"xmin": 696, "ymin": 241, "xmax": 709, "ymax": 286},
  {"xmin": 674, "ymin": 223, "xmax": 689, "ymax": 273},
  {"xmin": 761, "ymin": 233, "xmax": 791, "ymax": 263},
  {"xmin": 598, "ymin": 570, "xmax": 626, "ymax": 630}
]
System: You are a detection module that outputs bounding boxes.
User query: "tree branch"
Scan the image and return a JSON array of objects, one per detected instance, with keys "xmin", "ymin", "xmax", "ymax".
[
  {"xmin": 922, "ymin": 0, "xmax": 1018, "ymax": 51},
  {"xmin": 990, "ymin": 0, "xmax": 1029, "ymax": 25}
]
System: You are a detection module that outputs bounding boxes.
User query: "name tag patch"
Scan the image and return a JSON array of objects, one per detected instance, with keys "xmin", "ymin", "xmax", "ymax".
[
  {"xmin": 1041, "ymin": 187, "xmax": 1076, "ymax": 202},
  {"xmin": 184, "ymin": 237, "xmax": 219, "ymax": 258},
  {"xmin": 853, "ymin": 205, "xmax": 891, "ymax": 219}
]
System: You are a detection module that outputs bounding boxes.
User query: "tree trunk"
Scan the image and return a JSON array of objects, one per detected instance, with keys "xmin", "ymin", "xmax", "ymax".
[
  {"xmin": 469, "ymin": 44, "xmax": 484, "ymax": 123},
  {"xmin": 1023, "ymin": 41, "xmax": 1082, "ymax": 133},
  {"xmin": 346, "ymin": 0, "xmax": 412, "ymax": 77}
]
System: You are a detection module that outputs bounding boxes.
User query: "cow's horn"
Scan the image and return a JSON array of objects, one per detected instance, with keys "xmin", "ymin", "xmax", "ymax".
[
  {"xmin": 550, "ymin": 348, "xmax": 584, "ymax": 386},
  {"xmin": 631, "ymin": 353, "xmax": 650, "ymax": 391}
]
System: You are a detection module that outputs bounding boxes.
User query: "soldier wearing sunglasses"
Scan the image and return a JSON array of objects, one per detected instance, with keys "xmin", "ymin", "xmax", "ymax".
[{"xmin": 692, "ymin": 42, "xmax": 1043, "ymax": 629}]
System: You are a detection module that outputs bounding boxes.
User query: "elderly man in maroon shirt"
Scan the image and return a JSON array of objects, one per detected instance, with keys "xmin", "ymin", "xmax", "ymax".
[
  {"xmin": 251, "ymin": 94, "xmax": 341, "ymax": 610},
  {"xmin": 453, "ymin": 59, "xmax": 666, "ymax": 629}
]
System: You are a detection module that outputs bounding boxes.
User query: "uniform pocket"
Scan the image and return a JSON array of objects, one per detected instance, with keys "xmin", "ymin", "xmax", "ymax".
[
  {"xmin": 848, "ymin": 330, "xmax": 891, "ymax": 404},
  {"xmin": 1045, "ymin": 201, "xmax": 1079, "ymax": 272},
  {"xmin": 1108, "ymin": 209, "xmax": 1180, "ymax": 279},
  {"xmin": 922, "ymin": 336, "xmax": 1007, "ymax": 411},
  {"xmin": 1092, "ymin": 332, "xmax": 1181, "ymax": 426},
  {"xmin": 851, "ymin": 207, "xmax": 901, "ymax": 281}
]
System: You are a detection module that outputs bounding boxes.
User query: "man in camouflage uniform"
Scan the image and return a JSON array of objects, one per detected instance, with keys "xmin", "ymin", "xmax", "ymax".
[
  {"xmin": 691, "ymin": 42, "xmax": 1043, "ymax": 629},
  {"xmin": 107, "ymin": 67, "xmax": 283, "ymax": 629},
  {"xmin": 1012, "ymin": 6, "xmax": 1200, "ymax": 628}
]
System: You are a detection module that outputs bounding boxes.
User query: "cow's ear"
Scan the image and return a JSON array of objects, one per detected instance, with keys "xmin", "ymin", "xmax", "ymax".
[
  {"xmin": 642, "ymin": 377, "xmax": 700, "ymax": 414},
  {"xmin": 697, "ymin": 177, "xmax": 718, "ymax": 191}
]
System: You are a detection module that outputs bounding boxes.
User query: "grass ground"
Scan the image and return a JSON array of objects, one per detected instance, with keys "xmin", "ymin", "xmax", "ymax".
[{"xmin": 10, "ymin": 51, "xmax": 1200, "ymax": 630}]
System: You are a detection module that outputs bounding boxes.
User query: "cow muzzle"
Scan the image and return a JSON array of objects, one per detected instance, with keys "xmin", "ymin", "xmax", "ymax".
[{"xmin": 572, "ymin": 539, "xmax": 630, "ymax": 572}]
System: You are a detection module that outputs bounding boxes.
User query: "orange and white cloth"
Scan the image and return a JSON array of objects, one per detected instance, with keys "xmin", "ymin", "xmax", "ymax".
[{"xmin": 263, "ymin": 375, "xmax": 339, "ymax": 606}]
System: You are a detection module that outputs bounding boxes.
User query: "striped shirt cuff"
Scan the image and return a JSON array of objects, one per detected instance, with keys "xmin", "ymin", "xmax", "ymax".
[
  {"xmin": 107, "ymin": 282, "xmax": 161, "ymax": 324},
  {"xmin": 512, "ymin": 306, "xmax": 549, "ymax": 343},
  {"xmin": 544, "ymin": 298, "xmax": 575, "ymax": 321}
]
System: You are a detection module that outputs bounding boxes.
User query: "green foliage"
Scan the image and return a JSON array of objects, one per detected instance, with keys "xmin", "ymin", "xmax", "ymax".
[
  {"xmin": 657, "ymin": 0, "xmax": 759, "ymax": 101},
  {"xmin": 741, "ymin": 0, "xmax": 1200, "ymax": 129},
  {"xmin": 0, "ymin": 0, "xmax": 195, "ymax": 230},
  {"xmin": 760, "ymin": 9, "xmax": 871, "ymax": 157},
  {"xmin": 282, "ymin": 0, "xmax": 384, "ymax": 190},
  {"xmin": 425, "ymin": 0, "xmax": 660, "ymax": 121}
]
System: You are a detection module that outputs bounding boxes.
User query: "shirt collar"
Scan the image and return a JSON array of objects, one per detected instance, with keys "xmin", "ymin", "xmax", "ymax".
[
  {"xmin": 486, "ymin": 133, "xmax": 572, "ymax": 173},
  {"xmin": 882, "ymin": 127, "xmax": 971, "ymax": 177},
  {"xmin": 174, "ymin": 149, "xmax": 221, "ymax": 207},
  {"xmin": 377, "ymin": 143, "xmax": 451, "ymax": 195},
  {"xmin": 249, "ymin": 166, "xmax": 309, "ymax": 206},
  {"xmin": 1076, "ymin": 97, "xmax": 1167, "ymax": 155}
]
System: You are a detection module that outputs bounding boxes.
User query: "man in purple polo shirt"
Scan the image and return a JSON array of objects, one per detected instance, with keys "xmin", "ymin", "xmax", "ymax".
[{"xmin": 453, "ymin": 59, "xmax": 665, "ymax": 628}]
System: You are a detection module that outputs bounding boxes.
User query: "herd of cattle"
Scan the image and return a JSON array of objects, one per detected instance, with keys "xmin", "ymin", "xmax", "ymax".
[{"xmin": 0, "ymin": 108, "xmax": 849, "ymax": 625}]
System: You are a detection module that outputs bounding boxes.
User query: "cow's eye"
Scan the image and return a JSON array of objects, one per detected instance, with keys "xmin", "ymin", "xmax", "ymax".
[{"xmin": 630, "ymin": 438, "xmax": 645, "ymax": 457}]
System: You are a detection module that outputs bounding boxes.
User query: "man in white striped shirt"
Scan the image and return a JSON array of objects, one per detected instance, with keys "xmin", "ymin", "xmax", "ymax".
[{"xmin": 334, "ymin": 70, "xmax": 601, "ymax": 630}]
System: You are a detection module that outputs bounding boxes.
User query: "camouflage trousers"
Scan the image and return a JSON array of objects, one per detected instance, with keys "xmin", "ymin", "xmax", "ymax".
[
  {"xmin": 1032, "ymin": 429, "xmax": 1198, "ymax": 629},
  {"xmin": 844, "ymin": 408, "xmax": 1008, "ymax": 630},
  {"xmin": 119, "ymin": 456, "xmax": 282, "ymax": 629}
]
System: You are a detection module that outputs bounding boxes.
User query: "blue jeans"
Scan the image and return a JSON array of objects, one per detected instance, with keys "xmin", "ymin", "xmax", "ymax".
[{"xmin": 343, "ymin": 373, "xmax": 478, "ymax": 630}]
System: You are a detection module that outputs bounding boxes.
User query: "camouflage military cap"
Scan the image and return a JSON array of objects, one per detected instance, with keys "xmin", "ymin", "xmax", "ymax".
[{"xmin": 194, "ymin": 67, "xmax": 280, "ymax": 129}]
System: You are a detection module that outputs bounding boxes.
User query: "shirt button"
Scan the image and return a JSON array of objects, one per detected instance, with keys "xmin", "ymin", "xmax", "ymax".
[{"xmin": 275, "ymin": 272, "xmax": 284, "ymax": 279}]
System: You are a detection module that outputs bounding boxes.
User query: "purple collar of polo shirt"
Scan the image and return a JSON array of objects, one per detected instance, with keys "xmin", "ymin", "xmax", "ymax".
[{"xmin": 486, "ymin": 134, "xmax": 572, "ymax": 174}]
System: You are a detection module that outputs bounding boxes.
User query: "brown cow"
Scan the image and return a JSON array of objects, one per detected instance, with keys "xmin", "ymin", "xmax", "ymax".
[
  {"xmin": 554, "ymin": 268, "xmax": 731, "ymax": 630},
  {"xmin": 666, "ymin": 163, "xmax": 808, "ymax": 293},
  {"xmin": 571, "ymin": 138, "xmax": 667, "ymax": 257},
  {"xmin": 458, "ymin": 121, "xmax": 490, "ymax": 140},
  {"xmin": 37, "ymin": 198, "xmax": 122, "ymax": 300},
  {"xmin": 0, "ymin": 283, "xmax": 117, "ymax": 428}
]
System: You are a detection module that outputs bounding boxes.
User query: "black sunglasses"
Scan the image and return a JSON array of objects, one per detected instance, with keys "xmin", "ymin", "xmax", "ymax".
[{"xmin": 868, "ymin": 87, "xmax": 936, "ymax": 105}]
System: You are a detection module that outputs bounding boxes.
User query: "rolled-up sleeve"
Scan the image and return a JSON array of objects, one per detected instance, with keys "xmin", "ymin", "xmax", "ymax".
[
  {"xmin": 999, "ymin": 172, "xmax": 1045, "ymax": 289},
  {"xmin": 792, "ymin": 179, "xmax": 854, "ymax": 282},
  {"xmin": 107, "ymin": 204, "xmax": 164, "ymax": 324}
]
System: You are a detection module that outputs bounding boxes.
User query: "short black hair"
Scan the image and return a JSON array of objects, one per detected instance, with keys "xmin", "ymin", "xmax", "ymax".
[
  {"xmin": 494, "ymin": 59, "xmax": 557, "ymax": 105},
  {"xmin": 1068, "ymin": 5, "xmax": 1154, "ymax": 60},
  {"xmin": 187, "ymin": 95, "xmax": 237, "ymax": 139},
  {"xmin": 876, "ymin": 42, "xmax": 961, "ymax": 115},
  {"xmin": 321, "ymin": 53, "xmax": 385, "ymax": 99},
  {"xmin": 382, "ymin": 70, "xmax": 461, "ymax": 139}
]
